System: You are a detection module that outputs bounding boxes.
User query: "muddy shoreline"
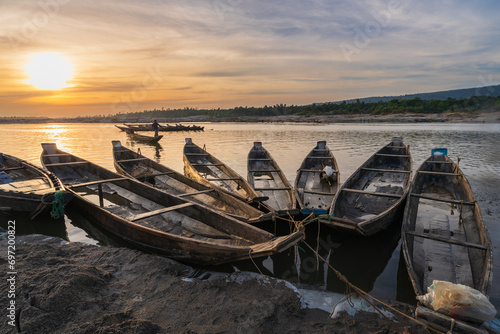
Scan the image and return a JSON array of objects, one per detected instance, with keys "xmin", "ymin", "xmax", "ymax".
[
  {"xmin": 1, "ymin": 111, "xmax": 499, "ymax": 124},
  {"xmin": 176, "ymin": 111, "xmax": 500, "ymax": 124},
  {"xmin": 0, "ymin": 234, "xmax": 431, "ymax": 334}
]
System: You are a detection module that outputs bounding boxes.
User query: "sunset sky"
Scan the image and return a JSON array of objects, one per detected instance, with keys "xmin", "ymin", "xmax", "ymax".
[{"xmin": 1, "ymin": 0, "xmax": 499, "ymax": 117}]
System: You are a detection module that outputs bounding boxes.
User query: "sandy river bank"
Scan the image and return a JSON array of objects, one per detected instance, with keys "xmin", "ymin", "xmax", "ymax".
[{"xmin": 0, "ymin": 234, "xmax": 431, "ymax": 334}]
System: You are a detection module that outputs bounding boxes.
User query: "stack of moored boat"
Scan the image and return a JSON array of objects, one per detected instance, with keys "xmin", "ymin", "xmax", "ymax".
[{"xmin": 3, "ymin": 137, "xmax": 495, "ymax": 331}]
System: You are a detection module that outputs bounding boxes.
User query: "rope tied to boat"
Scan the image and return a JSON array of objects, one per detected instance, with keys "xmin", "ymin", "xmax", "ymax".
[
  {"xmin": 453, "ymin": 156, "xmax": 460, "ymax": 174},
  {"xmin": 42, "ymin": 191, "xmax": 66, "ymax": 219},
  {"xmin": 458, "ymin": 200, "xmax": 463, "ymax": 224},
  {"xmin": 300, "ymin": 239, "xmax": 446, "ymax": 334},
  {"xmin": 248, "ymin": 248, "xmax": 263, "ymax": 276},
  {"xmin": 446, "ymin": 318, "xmax": 455, "ymax": 334},
  {"xmin": 317, "ymin": 213, "xmax": 335, "ymax": 224}
]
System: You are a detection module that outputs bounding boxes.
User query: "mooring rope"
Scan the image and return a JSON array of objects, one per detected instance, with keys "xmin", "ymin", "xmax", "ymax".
[
  {"xmin": 246, "ymin": 208, "xmax": 449, "ymax": 333},
  {"xmin": 447, "ymin": 318, "xmax": 455, "ymax": 334},
  {"xmin": 459, "ymin": 200, "xmax": 463, "ymax": 224},
  {"xmin": 300, "ymin": 237, "xmax": 445, "ymax": 334},
  {"xmin": 248, "ymin": 249, "xmax": 263, "ymax": 276},
  {"xmin": 246, "ymin": 212, "xmax": 445, "ymax": 333},
  {"xmin": 300, "ymin": 240, "xmax": 404, "ymax": 333}
]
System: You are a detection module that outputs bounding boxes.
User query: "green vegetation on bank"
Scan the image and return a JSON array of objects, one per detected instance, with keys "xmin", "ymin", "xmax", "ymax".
[
  {"xmin": 1, "ymin": 95, "xmax": 499, "ymax": 123},
  {"xmin": 113, "ymin": 95, "xmax": 500, "ymax": 119}
]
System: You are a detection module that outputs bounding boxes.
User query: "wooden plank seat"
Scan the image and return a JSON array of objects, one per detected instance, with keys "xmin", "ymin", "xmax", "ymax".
[
  {"xmin": 177, "ymin": 189, "xmax": 216, "ymax": 197},
  {"xmin": 129, "ymin": 202, "xmax": 194, "ymax": 222},
  {"xmin": 140, "ymin": 172, "xmax": 176, "ymax": 180},
  {"xmin": 191, "ymin": 163, "xmax": 225, "ymax": 167},
  {"xmin": 249, "ymin": 169, "xmax": 280, "ymax": 173},
  {"xmin": 253, "ymin": 187, "xmax": 292, "ymax": 191},
  {"xmin": 302, "ymin": 189, "xmax": 336, "ymax": 195},
  {"xmin": 405, "ymin": 231, "xmax": 488, "ymax": 251},
  {"xmin": 417, "ymin": 171, "xmax": 460, "ymax": 176},
  {"xmin": 375, "ymin": 153, "xmax": 410, "ymax": 158},
  {"xmin": 68, "ymin": 177, "xmax": 129, "ymax": 188},
  {"xmin": 426, "ymin": 161, "xmax": 454, "ymax": 164},
  {"xmin": 185, "ymin": 153, "xmax": 209, "ymax": 156},
  {"xmin": 116, "ymin": 158, "xmax": 148, "ymax": 163},
  {"xmin": 300, "ymin": 168, "xmax": 337, "ymax": 173},
  {"xmin": 44, "ymin": 161, "xmax": 89, "ymax": 167},
  {"xmin": 409, "ymin": 193, "xmax": 475, "ymax": 206},
  {"xmin": 361, "ymin": 167, "xmax": 411, "ymax": 173},
  {"xmin": 341, "ymin": 188, "xmax": 401, "ymax": 198},
  {"xmin": 206, "ymin": 177, "xmax": 242, "ymax": 181}
]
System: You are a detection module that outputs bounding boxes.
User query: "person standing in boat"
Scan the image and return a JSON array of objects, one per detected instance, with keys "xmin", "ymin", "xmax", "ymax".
[{"xmin": 152, "ymin": 120, "xmax": 161, "ymax": 137}]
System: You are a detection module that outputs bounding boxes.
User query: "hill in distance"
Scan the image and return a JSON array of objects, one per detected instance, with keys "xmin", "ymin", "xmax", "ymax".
[{"xmin": 332, "ymin": 84, "xmax": 500, "ymax": 104}]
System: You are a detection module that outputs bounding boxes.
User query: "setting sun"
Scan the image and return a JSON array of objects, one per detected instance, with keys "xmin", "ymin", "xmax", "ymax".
[{"xmin": 25, "ymin": 52, "xmax": 73, "ymax": 90}]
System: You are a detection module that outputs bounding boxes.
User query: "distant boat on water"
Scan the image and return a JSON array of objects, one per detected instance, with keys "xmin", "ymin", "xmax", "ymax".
[{"xmin": 115, "ymin": 123, "xmax": 204, "ymax": 132}]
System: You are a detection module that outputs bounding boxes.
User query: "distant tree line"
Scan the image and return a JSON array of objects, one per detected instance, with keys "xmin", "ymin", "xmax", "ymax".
[{"xmin": 110, "ymin": 95, "xmax": 499, "ymax": 119}]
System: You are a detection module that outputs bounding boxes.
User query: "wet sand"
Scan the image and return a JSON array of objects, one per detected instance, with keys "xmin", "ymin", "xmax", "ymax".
[{"xmin": 0, "ymin": 234, "xmax": 431, "ymax": 334}]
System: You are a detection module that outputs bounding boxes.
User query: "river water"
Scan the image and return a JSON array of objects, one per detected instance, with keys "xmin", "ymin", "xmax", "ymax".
[{"xmin": 1, "ymin": 122, "xmax": 499, "ymax": 311}]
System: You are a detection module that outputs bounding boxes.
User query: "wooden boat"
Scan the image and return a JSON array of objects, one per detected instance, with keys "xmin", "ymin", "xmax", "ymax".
[
  {"xmin": 40, "ymin": 143, "xmax": 301, "ymax": 265},
  {"xmin": 294, "ymin": 141, "xmax": 339, "ymax": 214},
  {"xmin": 127, "ymin": 132, "xmax": 163, "ymax": 143},
  {"xmin": 183, "ymin": 138, "xmax": 266, "ymax": 204},
  {"xmin": 247, "ymin": 142, "xmax": 298, "ymax": 216},
  {"xmin": 115, "ymin": 125, "xmax": 129, "ymax": 131},
  {"xmin": 112, "ymin": 141, "xmax": 271, "ymax": 223},
  {"xmin": 401, "ymin": 148, "xmax": 492, "ymax": 334},
  {"xmin": 322, "ymin": 137, "xmax": 412, "ymax": 236},
  {"xmin": 0, "ymin": 152, "xmax": 72, "ymax": 219},
  {"xmin": 119, "ymin": 123, "xmax": 204, "ymax": 132}
]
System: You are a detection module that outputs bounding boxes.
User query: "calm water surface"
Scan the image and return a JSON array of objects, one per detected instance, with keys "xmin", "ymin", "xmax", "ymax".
[{"xmin": 1, "ymin": 122, "xmax": 499, "ymax": 310}]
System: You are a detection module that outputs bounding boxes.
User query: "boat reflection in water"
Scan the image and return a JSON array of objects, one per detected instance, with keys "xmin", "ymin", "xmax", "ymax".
[
  {"xmin": 396, "ymin": 248, "xmax": 420, "ymax": 306},
  {"xmin": 219, "ymin": 217, "xmax": 402, "ymax": 296},
  {"xmin": 64, "ymin": 209, "xmax": 137, "ymax": 249},
  {"xmin": 291, "ymin": 219, "xmax": 402, "ymax": 293},
  {"xmin": 126, "ymin": 139, "xmax": 163, "ymax": 162},
  {"xmin": 0, "ymin": 212, "xmax": 69, "ymax": 241}
]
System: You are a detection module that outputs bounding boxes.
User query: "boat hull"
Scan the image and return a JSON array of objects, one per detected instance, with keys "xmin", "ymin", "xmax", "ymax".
[
  {"xmin": 183, "ymin": 138, "xmax": 262, "ymax": 204},
  {"xmin": 127, "ymin": 133, "xmax": 163, "ymax": 143},
  {"xmin": 41, "ymin": 143, "xmax": 301, "ymax": 265},
  {"xmin": 294, "ymin": 141, "xmax": 339, "ymax": 214},
  {"xmin": 112, "ymin": 141, "xmax": 270, "ymax": 223},
  {"xmin": 0, "ymin": 153, "xmax": 71, "ymax": 218},
  {"xmin": 121, "ymin": 123, "xmax": 204, "ymax": 132},
  {"xmin": 247, "ymin": 142, "xmax": 298, "ymax": 216},
  {"xmin": 323, "ymin": 137, "xmax": 412, "ymax": 236},
  {"xmin": 401, "ymin": 153, "xmax": 492, "ymax": 297}
]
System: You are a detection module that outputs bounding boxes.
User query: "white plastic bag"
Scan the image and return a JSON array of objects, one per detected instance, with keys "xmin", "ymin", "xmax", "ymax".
[{"xmin": 417, "ymin": 280, "xmax": 497, "ymax": 323}]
